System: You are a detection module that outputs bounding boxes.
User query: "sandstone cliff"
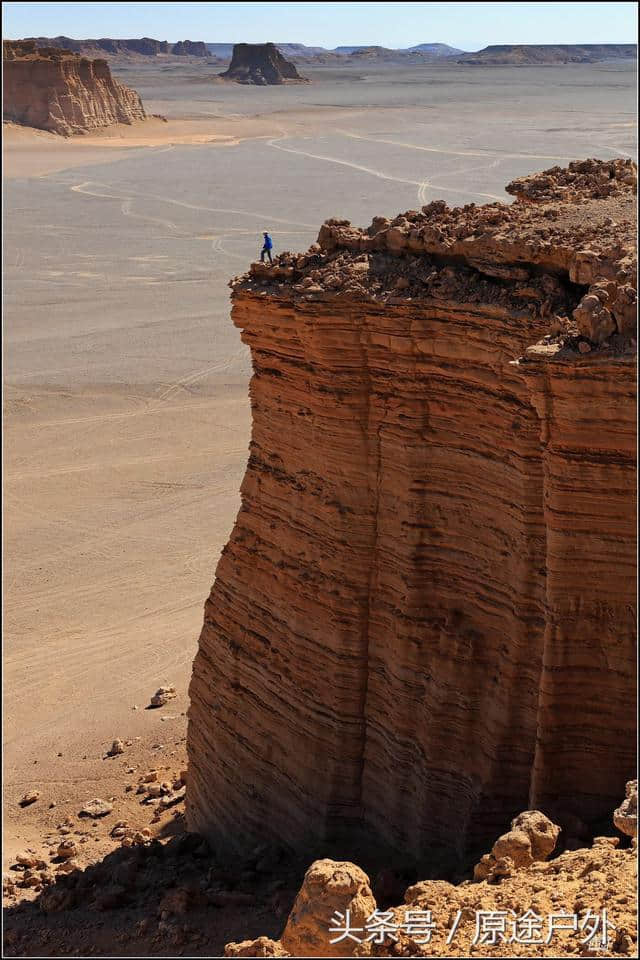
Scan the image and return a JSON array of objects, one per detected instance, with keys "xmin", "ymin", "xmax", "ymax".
[
  {"xmin": 220, "ymin": 42, "xmax": 308, "ymax": 84},
  {"xmin": 187, "ymin": 160, "xmax": 637, "ymax": 873},
  {"xmin": 3, "ymin": 40, "xmax": 146, "ymax": 135}
]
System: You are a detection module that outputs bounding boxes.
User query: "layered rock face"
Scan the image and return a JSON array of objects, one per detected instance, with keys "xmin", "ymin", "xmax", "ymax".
[
  {"xmin": 220, "ymin": 42, "xmax": 308, "ymax": 84},
  {"xmin": 3, "ymin": 40, "xmax": 146, "ymax": 135},
  {"xmin": 187, "ymin": 161, "xmax": 637, "ymax": 871}
]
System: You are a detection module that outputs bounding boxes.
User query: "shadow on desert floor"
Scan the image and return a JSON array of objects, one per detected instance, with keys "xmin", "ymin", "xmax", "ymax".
[{"xmin": 3, "ymin": 822, "xmax": 299, "ymax": 957}]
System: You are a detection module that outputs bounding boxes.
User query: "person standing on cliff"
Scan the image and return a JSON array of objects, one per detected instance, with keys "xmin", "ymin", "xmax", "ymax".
[{"xmin": 260, "ymin": 231, "xmax": 273, "ymax": 263}]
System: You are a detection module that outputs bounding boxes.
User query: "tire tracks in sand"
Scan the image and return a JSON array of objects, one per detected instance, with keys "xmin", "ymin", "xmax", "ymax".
[{"xmin": 266, "ymin": 136, "xmax": 505, "ymax": 202}]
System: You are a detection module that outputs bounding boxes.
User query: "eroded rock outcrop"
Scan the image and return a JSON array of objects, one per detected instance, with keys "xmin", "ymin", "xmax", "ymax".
[
  {"xmin": 281, "ymin": 860, "xmax": 376, "ymax": 957},
  {"xmin": 225, "ymin": 937, "xmax": 291, "ymax": 957},
  {"xmin": 220, "ymin": 42, "xmax": 308, "ymax": 84},
  {"xmin": 473, "ymin": 810, "xmax": 561, "ymax": 881},
  {"xmin": 226, "ymin": 812, "xmax": 637, "ymax": 957},
  {"xmin": 614, "ymin": 780, "xmax": 638, "ymax": 839},
  {"xmin": 3, "ymin": 40, "xmax": 146, "ymax": 135},
  {"xmin": 171, "ymin": 40, "xmax": 208, "ymax": 57},
  {"xmin": 188, "ymin": 161, "xmax": 637, "ymax": 871},
  {"xmin": 224, "ymin": 860, "xmax": 377, "ymax": 958}
]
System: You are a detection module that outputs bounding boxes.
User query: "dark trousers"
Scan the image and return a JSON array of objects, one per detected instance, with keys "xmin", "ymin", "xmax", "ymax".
[{"xmin": 261, "ymin": 247, "xmax": 273, "ymax": 263}]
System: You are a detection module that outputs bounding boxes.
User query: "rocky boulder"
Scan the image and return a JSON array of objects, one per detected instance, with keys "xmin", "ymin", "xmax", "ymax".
[
  {"xmin": 474, "ymin": 810, "xmax": 561, "ymax": 882},
  {"xmin": 281, "ymin": 859, "xmax": 376, "ymax": 957},
  {"xmin": 225, "ymin": 937, "xmax": 291, "ymax": 957},
  {"xmin": 614, "ymin": 779, "xmax": 637, "ymax": 839}
]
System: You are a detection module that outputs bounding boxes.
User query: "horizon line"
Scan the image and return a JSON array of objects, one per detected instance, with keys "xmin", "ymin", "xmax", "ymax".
[{"xmin": 3, "ymin": 34, "xmax": 638, "ymax": 47}]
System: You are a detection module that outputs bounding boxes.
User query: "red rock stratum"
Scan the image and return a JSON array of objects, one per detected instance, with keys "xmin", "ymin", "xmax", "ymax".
[
  {"xmin": 3, "ymin": 39, "xmax": 146, "ymax": 135},
  {"xmin": 187, "ymin": 160, "xmax": 637, "ymax": 872}
]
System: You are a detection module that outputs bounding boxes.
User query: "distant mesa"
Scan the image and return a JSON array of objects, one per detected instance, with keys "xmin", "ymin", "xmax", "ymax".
[
  {"xmin": 205, "ymin": 42, "xmax": 465, "ymax": 62},
  {"xmin": 19, "ymin": 36, "xmax": 209, "ymax": 58},
  {"xmin": 333, "ymin": 42, "xmax": 463, "ymax": 59},
  {"xmin": 333, "ymin": 44, "xmax": 388, "ymax": 54},
  {"xmin": 171, "ymin": 40, "xmax": 208, "ymax": 57},
  {"xmin": 220, "ymin": 42, "xmax": 309, "ymax": 85},
  {"xmin": 334, "ymin": 45, "xmax": 396, "ymax": 60},
  {"xmin": 407, "ymin": 42, "xmax": 464, "ymax": 56},
  {"xmin": 3, "ymin": 40, "xmax": 146, "ymax": 136},
  {"xmin": 459, "ymin": 43, "xmax": 637, "ymax": 65},
  {"xmin": 12, "ymin": 38, "xmax": 634, "ymax": 67},
  {"xmin": 271, "ymin": 42, "xmax": 334, "ymax": 59}
]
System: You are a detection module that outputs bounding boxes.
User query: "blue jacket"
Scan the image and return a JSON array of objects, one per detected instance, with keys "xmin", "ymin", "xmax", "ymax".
[{"xmin": 263, "ymin": 234, "xmax": 273, "ymax": 250}]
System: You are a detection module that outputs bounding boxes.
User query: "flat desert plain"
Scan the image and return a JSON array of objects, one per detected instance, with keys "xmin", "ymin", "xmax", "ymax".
[{"xmin": 3, "ymin": 59, "xmax": 637, "ymax": 865}]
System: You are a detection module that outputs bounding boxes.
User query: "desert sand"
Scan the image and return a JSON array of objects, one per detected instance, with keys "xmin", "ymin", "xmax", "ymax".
[{"xmin": 2, "ymin": 56, "xmax": 637, "ymax": 901}]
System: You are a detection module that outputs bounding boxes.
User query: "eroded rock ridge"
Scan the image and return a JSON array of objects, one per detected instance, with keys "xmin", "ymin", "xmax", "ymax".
[{"xmin": 19, "ymin": 37, "xmax": 209, "ymax": 57}]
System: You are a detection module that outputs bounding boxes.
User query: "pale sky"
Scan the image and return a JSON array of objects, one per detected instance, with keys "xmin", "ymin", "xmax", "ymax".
[{"xmin": 3, "ymin": 1, "xmax": 638, "ymax": 51}]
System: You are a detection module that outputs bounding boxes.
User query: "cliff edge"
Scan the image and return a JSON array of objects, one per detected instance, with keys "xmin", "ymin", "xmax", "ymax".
[
  {"xmin": 3, "ymin": 40, "xmax": 146, "ymax": 135},
  {"xmin": 187, "ymin": 159, "xmax": 637, "ymax": 873}
]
